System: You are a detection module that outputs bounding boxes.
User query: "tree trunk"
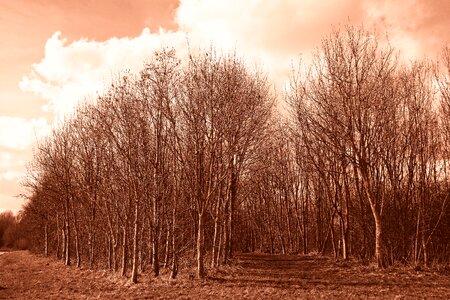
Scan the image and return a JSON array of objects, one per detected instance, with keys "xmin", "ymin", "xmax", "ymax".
[
  {"xmin": 152, "ymin": 194, "xmax": 160, "ymax": 276},
  {"xmin": 342, "ymin": 171, "xmax": 350, "ymax": 260},
  {"xmin": 285, "ymin": 191, "xmax": 293, "ymax": 253},
  {"xmin": 330, "ymin": 217, "xmax": 337, "ymax": 258},
  {"xmin": 228, "ymin": 165, "xmax": 237, "ymax": 259},
  {"xmin": 152, "ymin": 223, "xmax": 160, "ymax": 277},
  {"xmin": 130, "ymin": 200, "xmax": 139, "ymax": 284},
  {"xmin": 216, "ymin": 223, "xmax": 223, "ymax": 267},
  {"xmin": 197, "ymin": 211, "xmax": 206, "ymax": 279},
  {"xmin": 340, "ymin": 219, "xmax": 349, "ymax": 260},
  {"xmin": 163, "ymin": 224, "xmax": 170, "ymax": 269},
  {"xmin": 88, "ymin": 230, "xmax": 94, "ymax": 269},
  {"xmin": 211, "ymin": 217, "xmax": 219, "ymax": 268},
  {"xmin": 121, "ymin": 226, "xmax": 128, "ymax": 277},
  {"xmin": 61, "ymin": 228, "xmax": 65, "ymax": 261},
  {"xmin": 108, "ymin": 234, "xmax": 112, "ymax": 270},
  {"xmin": 44, "ymin": 222, "xmax": 48, "ymax": 256},
  {"xmin": 89, "ymin": 205, "xmax": 96, "ymax": 269},
  {"xmin": 64, "ymin": 211, "xmax": 71, "ymax": 266},
  {"xmin": 56, "ymin": 213, "xmax": 61, "ymax": 259},
  {"xmin": 72, "ymin": 205, "xmax": 81, "ymax": 268},
  {"xmin": 112, "ymin": 228, "xmax": 118, "ymax": 272},
  {"xmin": 74, "ymin": 225, "xmax": 80, "ymax": 268},
  {"xmin": 361, "ymin": 168, "xmax": 385, "ymax": 269},
  {"xmin": 422, "ymin": 232, "xmax": 428, "ymax": 269},
  {"xmin": 222, "ymin": 215, "xmax": 229, "ymax": 264},
  {"xmin": 373, "ymin": 210, "xmax": 385, "ymax": 268},
  {"xmin": 170, "ymin": 204, "xmax": 178, "ymax": 279}
]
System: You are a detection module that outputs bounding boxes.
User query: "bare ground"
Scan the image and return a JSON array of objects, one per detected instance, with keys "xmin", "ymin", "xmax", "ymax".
[{"xmin": 0, "ymin": 251, "xmax": 449, "ymax": 299}]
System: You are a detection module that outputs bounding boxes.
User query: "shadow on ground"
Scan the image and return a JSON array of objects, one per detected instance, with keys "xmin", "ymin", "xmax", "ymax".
[{"xmin": 209, "ymin": 253, "xmax": 450, "ymax": 292}]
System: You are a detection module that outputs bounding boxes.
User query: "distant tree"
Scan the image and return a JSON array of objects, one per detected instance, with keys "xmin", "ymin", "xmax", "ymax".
[{"xmin": 0, "ymin": 211, "xmax": 17, "ymax": 248}]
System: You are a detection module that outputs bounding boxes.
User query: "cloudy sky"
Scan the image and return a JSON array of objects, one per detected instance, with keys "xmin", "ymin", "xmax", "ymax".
[{"xmin": 0, "ymin": 0, "xmax": 449, "ymax": 213}]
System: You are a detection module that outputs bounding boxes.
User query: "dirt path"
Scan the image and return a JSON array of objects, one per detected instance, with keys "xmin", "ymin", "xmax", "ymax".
[
  {"xmin": 224, "ymin": 254, "xmax": 450, "ymax": 298},
  {"xmin": 0, "ymin": 251, "xmax": 449, "ymax": 299}
]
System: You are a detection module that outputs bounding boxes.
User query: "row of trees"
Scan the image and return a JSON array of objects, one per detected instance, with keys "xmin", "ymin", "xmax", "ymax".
[
  {"xmin": 19, "ymin": 27, "xmax": 450, "ymax": 283},
  {"xmin": 266, "ymin": 29, "xmax": 450, "ymax": 269},
  {"xmin": 0, "ymin": 211, "xmax": 28, "ymax": 249},
  {"xmin": 21, "ymin": 48, "xmax": 272, "ymax": 282}
]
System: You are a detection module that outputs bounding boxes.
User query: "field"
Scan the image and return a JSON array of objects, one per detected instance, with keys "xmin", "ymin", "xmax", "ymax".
[{"xmin": 1, "ymin": 251, "xmax": 449, "ymax": 299}]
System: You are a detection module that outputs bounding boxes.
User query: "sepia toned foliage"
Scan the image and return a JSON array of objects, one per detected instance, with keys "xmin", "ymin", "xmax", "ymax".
[{"xmin": 17, "ymin": 28, "xmax": 450, "ymax": 284}]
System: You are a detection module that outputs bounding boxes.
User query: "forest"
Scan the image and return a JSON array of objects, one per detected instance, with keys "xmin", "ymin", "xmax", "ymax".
[{"xmin": 12, "ymin": 26, "xmax": 450, "ymax": 283}]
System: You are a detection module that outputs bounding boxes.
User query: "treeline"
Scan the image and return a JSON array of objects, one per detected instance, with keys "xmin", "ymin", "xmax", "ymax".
[
  {"xmin": 19, "ymin": 27, "xmax": 450, "ymax": 282},
  {"xmin": 0, "ymin": 211, "xmax": 28, "ymax": 250}
]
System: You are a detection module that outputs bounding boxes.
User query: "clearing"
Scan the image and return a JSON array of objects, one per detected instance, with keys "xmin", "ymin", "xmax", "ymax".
[{"xmin": 0, "ymin": 251, "xmax": 449, "ymax": 299}]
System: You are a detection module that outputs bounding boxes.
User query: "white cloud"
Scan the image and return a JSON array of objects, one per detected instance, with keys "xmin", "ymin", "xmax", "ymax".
[
  {"xmin": 1, "ymin": 170, "xmax": 21, "ymax": 181},
  {"xmin": 0, "ymin": 151, "xmax": 28, "ymax": 214},
  {"xmin": 19, "ymin": 0, "xmax": 373, "ymax": 121},
  {"xmin": 0, "ymin": 117, "xmax": 50, "ymax": 150},
  {"xmin": 19, "ymin": 29, "xmax": 187, "ymax": 120},
  {"xmin": 0, "ymin": 193, "xmax": 24, "ymax": 214},
  {"xmin": 0, "ymin": 152, "xmax": 13, "ymax": 169},
  {"xmin": 363, "ymin": 0, "xmax": 450, "ymax": 60},
  {"xmin": 176, "ymin": 0, "xmax": 364, "ymax": 52},
  {"xmin": 18, "ymin": 0, "xmax": 450, "ymax": 140}
]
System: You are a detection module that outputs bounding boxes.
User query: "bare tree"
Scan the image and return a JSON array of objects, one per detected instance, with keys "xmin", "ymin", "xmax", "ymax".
[{"xmin": 289, "ymin": 26, "xmax": 399, "ymax": 268}]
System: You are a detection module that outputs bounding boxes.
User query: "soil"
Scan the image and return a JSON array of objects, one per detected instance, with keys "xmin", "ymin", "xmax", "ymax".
[{"xmin": 0, "ymin": 251, "xmax": 449, "ymax": 299}]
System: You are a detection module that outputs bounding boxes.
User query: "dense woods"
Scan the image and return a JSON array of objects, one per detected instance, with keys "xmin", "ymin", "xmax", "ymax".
[{"xmin": 17, "ymin": 27, "xmax": 450, "ymax": 282}]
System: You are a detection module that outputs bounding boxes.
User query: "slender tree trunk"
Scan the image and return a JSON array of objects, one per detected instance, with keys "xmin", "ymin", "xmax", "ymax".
[
  {"xmin": 170, "ymin": 204, "xmax": 178, "ymax": 279},
  {"xmin": 330, "ymin": 218, "xmax": 337, "ymax": 258},
  {"xmin": 113, "ymin": 240, "xmax": 118, "ymax": 271},
  {"xmin": 211, "ymin": 217, "xmax": 219, "ymax": 268},
  {"xmin": 285, "ymin": 191, "xmax": 293, "ymax": 253},
  {"xmin": 250, "ymin": 228, "xmax": 256, "ymax": 252},
  {"xmin": 121, "ymin": 226, "xmax": 128, "ymax": 277},
  {"xmin": 216, "ymin": 223, "xmax": 223, "ymax": 267},
  {"xmin": 223, "ymin": 211, "xmax": 229, "ymax": 264},
  {"xmin": 373, "ymin": 210, "xmax": 384, "ymax": 268},
  {"xmin": 152, "ymin": 221, "xmax": 160, "ymax": 277},
  {"xmin": 163, "ymin": 223, "xmax": 170, "ymax": 269},
  {"xmin": 148, "ymin": 216, "xmax": 153, "ymax": 267},
  {"xmin": 44, "ymin": 222, "xmax": 48, "ymax": 256},
  {"xmin": 131, "ymin": 200, "xmax": 139, "ymax": 283},
  {"xmin": 72, "ymin": 205, "xmax": 81, "ymax": 268},
  {"xmin": 320, "ymin": 218, "xmax": 331, "ymax": 256},
  {"xmin": 106, "ymin": 206, "xmax": 117, "ymax": 271},
  {"xmin": 88, "ymin": 230, "xmax": 94, "ymax": 268},
  {"xmin": 340, "ymin": 219, "xmax": 347, "ymax": 259},
  {"xmin": 89, "ymin": 205, "xmax": 96, "ymax": 269},
  {"xmin": 74, "ymin": 226, "xmax": 80, "ymax": 268},
  {"xmin": 152, "ymin": 192, "xmax": 160, "ymax": 276},
  {"xmin": 279, "ymin": 233, "xmax": 286, "ymax": 255},
  {"xmin": 228, "ymin": 166, "xmax": 237, "ymax": 259},
  {"xmin": 361, "ymin": 169, "xmax": 385, "ymax": 269},
  {"xmin": 64, "ymin": 206, "xmax": 71, "ymax": 266},
  {"xmin": 61, "ymin": 227, "xmax": 65, "ymax": 261},
  {"xmin": 56, "ymin": 213, "xmax": 61, "ymax": 259},
  {"xmin": 112, "ymin": 229, "xmax": 118, "ymax": 272},
  {"xmin": 342, "ymin": 172, "xmax": 350, "ymax": 260},
  {"xmin": 108, "ymin": 234, "xmax": 112, "ymax": 270},
  {"xmin": 138, "ymin": 217, "xmax": 146, "ymax": 273},
  {"xmin": 197, "ymin": 211, "xmax": 206, "ymax": 279},
  {"xmin": 422, "ymin": 233, "xmax": 428, "ymax": 269},
  {"xmin": 302, "ymin": 208, "xmax": 308, "ymax": 254}
]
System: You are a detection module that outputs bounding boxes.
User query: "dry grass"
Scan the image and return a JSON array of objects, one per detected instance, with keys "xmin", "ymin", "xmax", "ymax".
[{"xmin": 0, "ymin": 251, "xmax": 449, "ymax": 299}]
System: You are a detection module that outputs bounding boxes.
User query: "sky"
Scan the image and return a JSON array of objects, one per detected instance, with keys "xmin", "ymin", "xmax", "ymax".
[{"xmin": 0, "ymin": 0, "xmax": 449, "ymax": 214}]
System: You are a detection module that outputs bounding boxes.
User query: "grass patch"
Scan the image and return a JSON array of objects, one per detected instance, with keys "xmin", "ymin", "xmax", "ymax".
[{"xmin": 0, "ymin": 251, "xmax": 449, "ymax": 299}]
